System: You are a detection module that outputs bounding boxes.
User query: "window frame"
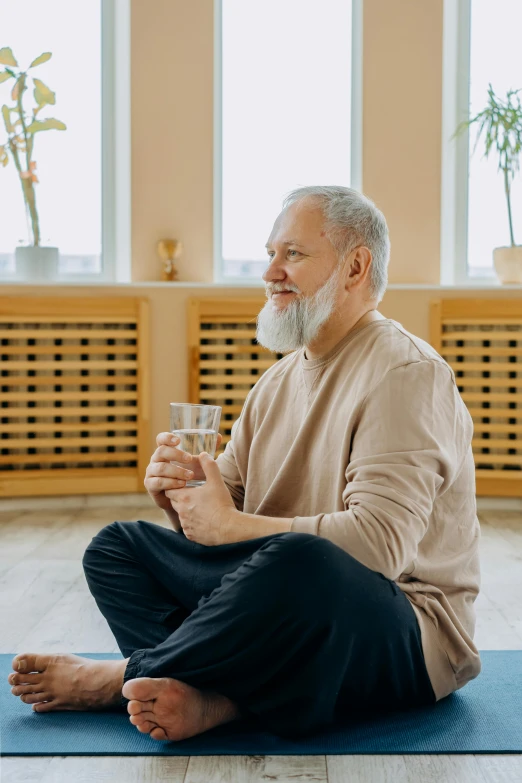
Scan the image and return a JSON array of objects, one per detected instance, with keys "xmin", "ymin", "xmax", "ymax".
[
  {"xmin": 213, "ymin": 0, "xmax": 363, "ymax": 286},
  {"xmin": 100, "ymin": 0, "xmax": 131, "ymax": 284},
  {"xmin": 440, "ymin": 0, "xmax": 500, "ymax": 285}
]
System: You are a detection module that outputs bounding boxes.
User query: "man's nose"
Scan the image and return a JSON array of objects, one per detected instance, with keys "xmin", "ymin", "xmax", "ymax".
[{"xmin": 262, "ymin": 257, "xmax": 286, "ymax": 284}]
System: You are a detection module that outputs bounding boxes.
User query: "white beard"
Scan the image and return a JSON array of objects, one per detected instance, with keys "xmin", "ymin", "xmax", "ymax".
[{"xmin": 256, "ymin": 262, "xmax": 345, "ymax": 354}]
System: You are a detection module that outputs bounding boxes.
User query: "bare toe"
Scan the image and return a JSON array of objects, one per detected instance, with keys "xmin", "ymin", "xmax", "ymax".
[
  {"xmin": 21, "ymin": 692, "xmax": 51, "ymax": 705},
  {"xmin": 12, "ymin": 683, "xmax": 42, "ymax": 696},
  {"xmin": 12, "ymin": 654, "xmax": 45, "ymax": 674},
  {"xmin": 10, "ymin": 673, "xmax": 41, "ymax": 687},
  {"xmin": 136, "ymin": 720, "xmax": 158, "ymax": 734},
  {"xmin": 33, "ymin": 701, "xmax": 57, "ymax": 713},
  {"xmin": 127, "ymin": 698, "xmax": 154, "ymax": 715},
  {"xmin": 129, "ymin": 711, "xmax": 157, "ymax": 726},
  {"xmin": 122, "ymin": 677, "xmax": 164, "ymax": 703},
  {"xmin": 150, "ymin": 726, "xmax": 169, "ymax": 741}
]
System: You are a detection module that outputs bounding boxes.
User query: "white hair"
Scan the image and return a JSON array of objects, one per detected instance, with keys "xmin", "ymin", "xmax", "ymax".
[{"xmin": 282, "ymin": 185, "xmax": 390, "ymax": 303}]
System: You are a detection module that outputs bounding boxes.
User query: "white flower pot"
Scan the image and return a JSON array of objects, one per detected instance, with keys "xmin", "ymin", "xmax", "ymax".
[
  {"xmin": 15, "ymin": 246, "xmax": 60, "ymax": 282},
  {"xmin": 493, "ymin": 245, "xmax": 522, "ymax": 284}
]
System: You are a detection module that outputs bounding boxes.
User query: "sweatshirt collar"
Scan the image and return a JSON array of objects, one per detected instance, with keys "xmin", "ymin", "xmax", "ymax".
[{"xmin": 300, "ymin": 319, "xmax": 392, "ymax": 370}]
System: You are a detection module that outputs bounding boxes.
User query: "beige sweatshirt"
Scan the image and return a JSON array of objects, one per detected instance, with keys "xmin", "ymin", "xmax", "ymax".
[{"xmin": 216, "ymin": 318, "xmax": 481, "ymax": 702}]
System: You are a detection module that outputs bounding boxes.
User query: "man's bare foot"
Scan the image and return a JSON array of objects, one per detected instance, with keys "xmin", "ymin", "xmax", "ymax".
[
  {"xmin": 122, "ymin": 677, "xmax": 242, "ymax": 742},
  {"xmin": 8, "ymin": 653, "xmax": 129, "ymax": 712}
]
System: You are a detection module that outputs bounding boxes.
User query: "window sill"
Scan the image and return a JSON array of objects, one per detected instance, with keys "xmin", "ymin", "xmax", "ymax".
[
  {"xmin": 385, "ymin": 282, "xmax": 522, "ymax": 290},
  {"xmin": 0, "ymin": 278, "xmax": 265, "ymax": 287},
  {"xmin": 0, "ymin": 280, "xmax": 520, "ymax": 290}
]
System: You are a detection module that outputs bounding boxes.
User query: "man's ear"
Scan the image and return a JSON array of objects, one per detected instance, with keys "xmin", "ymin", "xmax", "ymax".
[{"xmin": 347, "ymin": 246, "xmax": 372, "ymax": 286}]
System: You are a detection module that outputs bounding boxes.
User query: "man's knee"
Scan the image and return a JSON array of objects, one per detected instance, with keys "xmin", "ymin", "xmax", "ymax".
[
  {"xmin": 262, "ymin": 532, "xmax": 340, "ymax": 572},
  {"xmin": 82, "ymin": 520, "xmax": 128, "ymax": 572},
  {"xmin": 254, "ymin": 533, "xmax": 343, "ymax": 610},
  {"xmin": 82, "ymin": 519, "xmax": 159, "ymax": 571}
]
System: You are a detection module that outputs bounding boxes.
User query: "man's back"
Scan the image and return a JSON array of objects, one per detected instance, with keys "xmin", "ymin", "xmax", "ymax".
[{"xmin": 217, "ymin": 318, "xmax": 481, "ymax": 702}]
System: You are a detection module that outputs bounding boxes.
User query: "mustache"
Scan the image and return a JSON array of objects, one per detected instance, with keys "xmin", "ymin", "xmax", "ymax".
[{"xmin": 266, "ymin": 286, "xmax": 299, "ymax": 295}]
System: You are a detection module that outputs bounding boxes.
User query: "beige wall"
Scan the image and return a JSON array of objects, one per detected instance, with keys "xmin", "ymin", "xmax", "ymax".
[
  {"xmin": 131, "ymin": 0, "xmax": 214, "ymax": 282},
  {"xmin": 363, "ymin": 0, "xmax": 444, "ymax": 283}
]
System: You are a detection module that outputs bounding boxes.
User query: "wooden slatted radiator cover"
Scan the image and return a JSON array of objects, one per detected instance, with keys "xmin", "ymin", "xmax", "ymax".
[
  {"xmin": 431, "ymin": 298, "xmax": 522, "ymax": 497},
  {"xmin": 0, "ymin": 296, "xmax": 150, "ymax": 497},
  {"xmin": 187, "ymin": 297, "xmax": 284, "ymax": 456}
]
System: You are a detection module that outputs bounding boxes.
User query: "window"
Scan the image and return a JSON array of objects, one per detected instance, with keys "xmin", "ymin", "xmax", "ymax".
[
  {"xmin": 441, "ymin": 0, "xmax": 522, "ymax": 283},
  {"xmin": 215, "ymin": 0, "xmax": 361, "ymax": 283},
  {"xmin": 0, "ymin": 0, "xmax": 130, "ymax": 282}
]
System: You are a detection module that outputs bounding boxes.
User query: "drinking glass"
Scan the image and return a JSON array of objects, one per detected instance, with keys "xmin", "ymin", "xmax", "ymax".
[{"xmin": 169, "ymin": 403, "xmax": 222, "ymax": 486}]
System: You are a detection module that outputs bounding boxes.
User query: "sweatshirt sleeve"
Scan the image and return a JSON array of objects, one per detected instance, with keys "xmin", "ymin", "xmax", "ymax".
[
  {"xmin": 290, "ymin": 360, "xmax": 473, "ymax": 581},
  {"xmin": 216, "ymin": 415, "xmax": 245, "ymax": 511}
]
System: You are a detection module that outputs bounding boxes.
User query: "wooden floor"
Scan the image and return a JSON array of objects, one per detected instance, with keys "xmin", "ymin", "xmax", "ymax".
[{"xmin": 1, "ymin": 498, "xmax": 521, "ymax": 783}]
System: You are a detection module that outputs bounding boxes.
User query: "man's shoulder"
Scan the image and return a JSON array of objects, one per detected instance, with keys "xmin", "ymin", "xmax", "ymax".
[{"xmin": 372, "ymin": 320, "xmax": 454, "ymax": 379}]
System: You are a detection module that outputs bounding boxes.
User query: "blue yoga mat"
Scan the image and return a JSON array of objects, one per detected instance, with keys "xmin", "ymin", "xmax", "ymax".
[{"xmin": 1, "ymin": 651, "xmax": 521, "ymax": 756}]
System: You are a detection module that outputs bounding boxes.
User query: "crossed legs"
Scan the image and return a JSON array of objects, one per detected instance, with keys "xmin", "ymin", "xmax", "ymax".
[{"xmin": 9, "ymin": 520, "xmax": 435, "ymax": 740}]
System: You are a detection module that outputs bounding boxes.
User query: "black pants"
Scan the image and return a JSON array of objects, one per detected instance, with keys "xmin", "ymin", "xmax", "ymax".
[{"xmin": 82, "ymin": 520, "xmax": 436, "ymax": 738}]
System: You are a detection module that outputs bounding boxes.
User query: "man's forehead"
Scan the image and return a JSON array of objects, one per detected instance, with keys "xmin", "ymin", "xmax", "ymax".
[{"xmin": 267, "ymin": 204, "xmax": 326, "ymax": 246}]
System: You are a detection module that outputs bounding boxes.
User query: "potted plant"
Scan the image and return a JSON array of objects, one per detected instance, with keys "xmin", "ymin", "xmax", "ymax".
[
  {"xmin": 454, "ymin": 84, "xmax": 522, "ymax": 283},
  {"xmin": 0, "ymin": 46, "xmax": 66, "ymax": 280}
]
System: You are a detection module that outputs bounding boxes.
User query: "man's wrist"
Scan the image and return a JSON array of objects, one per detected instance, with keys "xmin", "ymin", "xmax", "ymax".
[
  {"xmin": 225, "ymin": 508, "xmax": 293, "ymax": 544},
  {"xmin": 224, "ymin": 507, "xmax": 241, "ymax": 543}
]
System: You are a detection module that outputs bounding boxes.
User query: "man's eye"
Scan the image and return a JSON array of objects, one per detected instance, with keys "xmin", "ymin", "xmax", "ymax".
[{"xmin": 266, "ymin": 249, "xmax": 300, "ymax": 260}]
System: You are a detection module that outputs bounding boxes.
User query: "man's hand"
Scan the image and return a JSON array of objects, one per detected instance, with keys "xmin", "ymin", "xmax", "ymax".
[
  {"xmin": 165, "ymin": 452, "xmax": 237, "ymax": 546},
  {"xmin": 144, "ymin": 431, "xmax": 223, "ymax": 518}
]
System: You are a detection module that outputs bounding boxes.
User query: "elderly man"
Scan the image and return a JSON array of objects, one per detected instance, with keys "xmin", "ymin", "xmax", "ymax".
[{"xmin": 9, "ymin": 185, "xmax": 481, "ymax": 742}]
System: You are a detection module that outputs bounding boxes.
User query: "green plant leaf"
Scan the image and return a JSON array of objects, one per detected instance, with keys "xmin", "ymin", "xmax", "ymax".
[
  {"xmin": 0, "ymin": 71, "xmax": 13, "ymax": 84},
  {"xmin": 29, "ymin": 52, "xmax": 52, "ymax": 68},
  {"xmin": 0, "ymin": 144, "xmax": 8, "ymax": 166},
  {"xmin": 11, "ymin": 74, "xmax": 25, "ymax": 102},
  {"xmin": 0, "ymin": 48, "xmax": 18, "ymax": 67},
  {"xmin": 26, "ymin": 118, "xmax": 66, "ymax": 133},
  {"xmin": 33, "ymin": 78, "xmax": 55, "ymax": 106},
  {"xmin": 1, "ymin": 104, "xmax": 14, "ymax": 133}
]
